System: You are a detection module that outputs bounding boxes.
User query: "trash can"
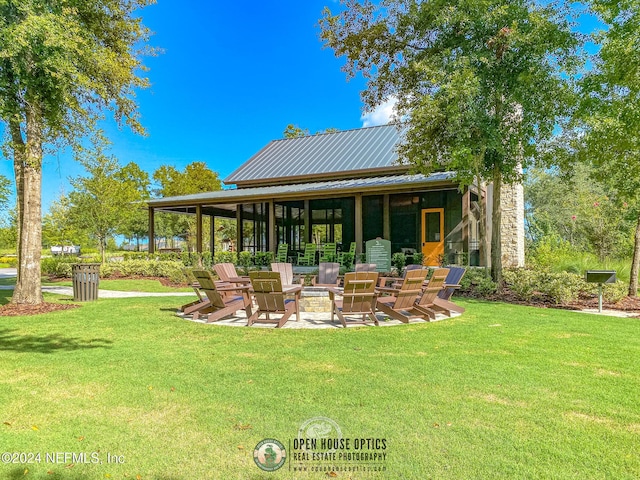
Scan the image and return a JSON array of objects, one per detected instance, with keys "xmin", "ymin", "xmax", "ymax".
[{"xmin": 71, "ymin": 263, "xmax": 100, "ymax": 301}]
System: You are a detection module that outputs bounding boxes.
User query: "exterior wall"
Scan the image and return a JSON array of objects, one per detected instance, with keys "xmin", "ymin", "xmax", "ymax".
[
  {"xmin": 500, "ymin": 180, "xmax": 525, "ymax": 268},
  {"xmin": 485, "ymin": 179, "xmax": 525, "ymax": 269}
]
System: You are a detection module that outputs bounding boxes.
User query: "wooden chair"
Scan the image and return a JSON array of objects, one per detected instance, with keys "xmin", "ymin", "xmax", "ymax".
[
  {"xmin": 276, "ymin": 243, "xmax": 288, "ymax": 263},
  {"xmin": 378, "ymin": 264, "xmax": 424, "ymax": 288},
  {"xmin": 247, "ymin": 271, "xmax": 302, "ymax": 328},
  {"xmin": 436, "ymin": 266, "xmax": 467, "ymax": 314},
  {"xmin": 375, "ymin": 269, "xmax": 429, "ymax": 323},
  {"xmin": 297, "ymin": 244, "xmax": 317, "ymax": 266},
  {"xmin": 329, "ymin": 271, "xmax": 379, "ymax": 327},
  {"xmin": 411, "ymin": 268, "xmax": 450, "ymax": 320},
  {"xmin": 338, "ymin": 242, "xmax": 356, "ymax": 266},
  {"xmin": 311, "ymin": 262, "xmax": 340, "ymax": 288},
  {"xmin": 213, "ymin": 262, "xmax": 240, "ymax": 284},
  {"xmin": 190, "ymin": 270, "xmax": 252, "ymax": 323},
  {"xmin": 319, "ymin": 243, "xmax": 337, "ymax": 263},
  {"xmin": 180, "ymin": 268, "xmax": 206, "ymax": 314},
  {"xmin": 355, "ymin": 263, "xmax": 377, "ymax": 272},
  {"xmin": 270, "ymin": 262, "xmax": 301, "ymax": 286}
]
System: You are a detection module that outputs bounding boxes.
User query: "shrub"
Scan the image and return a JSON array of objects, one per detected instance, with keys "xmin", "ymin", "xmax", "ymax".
[
  {"xmin": 254, "ymin": 251, "xmax": 274, "ymax": 267},
  {"xmin": 214, "ymin": 251, "xmax": 237, "ymax": 265},
  {"xmin": 0, "ymin": 256, "xmax": 17, "ymax": 267},
  {"xmin": 391, "ymin": 253, "xmax": 405, "ymax": 273},
  {"xmin": 238, "ymin": 251, "xmax": 253, "ymax": 268},
  {"xmin": 341, "ymin": 252, "xmax": 354, "ymax": 270},
  {"xmin": 459, "ymin": 267, "xmax": 490, "ymax": 293},
  {"xmin": 123, "ymin": 252, "xmax": 149, "ymax": 261},
  {"xmin": 502, "ymin": 267, "xmax": 628, "ymax": 305},
  {"xmin": 411, "ymin": 252, "xmax": 424, "ymax": 266}
]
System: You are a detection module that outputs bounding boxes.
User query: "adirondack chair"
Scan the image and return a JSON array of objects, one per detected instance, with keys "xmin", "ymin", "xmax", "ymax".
[
  {"xmin": 180, "ymin": 268, "xmax": 206, "ymax": 314},
  {"xmin": 411, "ymin": 268, "xmax": 450, "ymax": 320},
  {"xmin": 311, "ymin": 262, "xmax": 341, "ymax": 288},
  {"xmin": 190, "ymin": 270, "xmax": 252, "ymax": 323},
  {"xmin": 213, "ymin": 262, "xmax": 240, "ymax": 284},
  {"xmin": 276, "ymin": 243, "xmax": 289, "ymax": 263},
  {"xmin": 378, "ymin": 263, "xmax": 424, "ymax": 288},
  {"xmin": 355, "ymin": 263, "xmax": 377, "ymax": 272},
  {"xmin": 435, "ymin": 266, "xmax": 467, "ymax": 314},
  {"xmin": 297, "ymin": 244, "xmax": 317, "ymax": 266},
  {"xmin": 247, "ymin": 271, "xmax": 302, "ymax": 328},
  {"xmin": 375, "ymin": 269, "xmax": 429, "ymax": 323},
  {"xmin": 338, "ymin": 242, "xmax": 357, "ymax": 266},
  {"xmin": 319, "ymin": 243, "xmax": 337, "ymax": 263},
  {"xmin": 270, "ymin": 262, "xmax": 300, "ymax": 286},
  {"xmin": 328, "ymin": 271, "xmax": 380, "ymax": 327}
]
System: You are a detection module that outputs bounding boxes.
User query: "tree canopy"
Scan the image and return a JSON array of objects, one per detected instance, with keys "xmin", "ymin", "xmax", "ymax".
[
  {"xmin": 553, "ymin": 0, "xmax": 640, "ymax": 295},
  {"xmin": 69, "ymin": 142, "xmax": 149, "ymax": 263},
  {"xmin": 320, "ymin": 0, "xmax": 583, "ymax": 281},
  {"xmin": 0, "ymin": 0, "xmax": 154, "ymax": 304}
]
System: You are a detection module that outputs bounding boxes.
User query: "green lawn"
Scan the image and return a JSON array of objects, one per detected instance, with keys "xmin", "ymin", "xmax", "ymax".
[{"xmin": 0, "ymin": 291, "xmax": 638, "ymax": 479}]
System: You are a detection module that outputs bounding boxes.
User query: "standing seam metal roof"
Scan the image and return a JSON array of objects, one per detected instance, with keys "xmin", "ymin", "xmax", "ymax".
[
  {"xmin": 148, "ymin": 172, "xmax": 456, "ymax": 207},
  {"xmin": 224, "ymin": 124, "xmax": 402, "ymax": 184}
]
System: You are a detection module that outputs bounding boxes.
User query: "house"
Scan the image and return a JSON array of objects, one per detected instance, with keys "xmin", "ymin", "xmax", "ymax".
[{"xmin": 147, "ymin": 124, "xmax": 524, "ymax": 267}]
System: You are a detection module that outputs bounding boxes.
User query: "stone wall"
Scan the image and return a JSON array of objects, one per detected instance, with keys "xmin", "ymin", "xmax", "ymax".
[{"xmin": 499, "ymin": 180, "xmax": 525, "ymax": 268}]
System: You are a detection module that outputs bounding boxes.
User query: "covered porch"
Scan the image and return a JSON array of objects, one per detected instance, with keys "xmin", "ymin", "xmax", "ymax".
[{"xmin": 147, "ymin": 172, "xmax": 486, "ymax": 266}]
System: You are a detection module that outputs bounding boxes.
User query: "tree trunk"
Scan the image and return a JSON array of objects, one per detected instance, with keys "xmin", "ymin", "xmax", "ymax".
[
  {"xmin": 9, "ymin": 118, "xmax": 25, "ymax": 284},
  {"xmin": 629, "ymin": 213, "xmax": 640, "ymax": 297},
  {"xmin": 477, "ymin": 180, "xmax": 488, "ymax": 272},
  {"xmin": 490, "ymin": 166, "xmax": 503, "ymax": 285},
  {"xmin": 11, "ymin": 105, "xmax": 44, "ymax": 305}
]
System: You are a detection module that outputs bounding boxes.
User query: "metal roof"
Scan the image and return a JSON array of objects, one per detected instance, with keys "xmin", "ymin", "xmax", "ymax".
[
  {"xmin": 149, "ymin": 172, "xmax": 456, "ymax": 210},
  {"xmin": 224, "ymin": 124, "xmax": 403, "ymax": 186}
]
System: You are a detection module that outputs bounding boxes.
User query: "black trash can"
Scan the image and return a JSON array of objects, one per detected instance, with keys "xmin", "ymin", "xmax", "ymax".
[{"xmin": 71, "ymin": 263, "xmax": 100, "ymax": 301}]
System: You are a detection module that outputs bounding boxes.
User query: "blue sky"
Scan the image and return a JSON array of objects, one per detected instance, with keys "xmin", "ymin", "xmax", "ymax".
[
  {"xmin": 0, "ymin": 1, "xmax": 603, "ymax": 214},
  {"xmin": 0, "ymin": 1, "xmax": 381, "ymax": 212}
]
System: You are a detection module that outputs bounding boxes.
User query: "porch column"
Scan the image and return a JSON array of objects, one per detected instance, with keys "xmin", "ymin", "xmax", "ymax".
[
  {"xmin": 462, "ymin": 189, "xmax": 470, "ymax": 257},
  {"xmin": 383, "ymin": 194, "xmax": 390, "ymax": 239},
  {"xmin": 196, "ymin": 205, "xmax": 203, "ymax": 254},
  {"xmin": 210, "ymin": 216, "xmax": 215, "ymax": 255},
  {"xmin": 355, "ymin": 194, "xmax": 363, "ymax": 256},
  {"xmin": 148, "ymin": 207, "xmax": 155, "ymax": 254},
  {"xmin": 304, "ymin": 199, "xmax": 311, "ymax": 244},
  {"xmin": 268, "ymin": 200, "xmax": 276, "ymax": 252},
  {"xmin": 236, "ymin": 205, "xmax": 242, "ymax": 252}
]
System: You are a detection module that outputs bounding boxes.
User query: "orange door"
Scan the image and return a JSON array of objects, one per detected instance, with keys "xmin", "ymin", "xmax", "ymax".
[{"xmin": 421, "ymin": 208, "xmax": 444, "ymax": 266}]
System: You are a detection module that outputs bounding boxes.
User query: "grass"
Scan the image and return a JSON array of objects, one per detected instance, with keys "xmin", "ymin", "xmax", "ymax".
[{"xmin": 0, "ymin": 291, "xmax": 639, "ymax": 479}]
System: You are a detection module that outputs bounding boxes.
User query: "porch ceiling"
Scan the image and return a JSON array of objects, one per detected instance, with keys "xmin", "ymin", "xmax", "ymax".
[{"xmin": 149, "ymin": 172, "xmax": 457, "ymax": 214}]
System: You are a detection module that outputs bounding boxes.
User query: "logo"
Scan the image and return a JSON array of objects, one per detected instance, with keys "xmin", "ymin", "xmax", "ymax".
[
  {"xmin": 253, "ymin": 438, "xmax": 286, "ymax": 472},
  {"xmin": 297, "ymin": 416, "xmax": 343, "ymax": 452}
]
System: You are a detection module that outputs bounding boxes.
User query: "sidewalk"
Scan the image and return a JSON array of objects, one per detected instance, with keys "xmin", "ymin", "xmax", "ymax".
[{"xmin": 0, "ymin": 268, "xmax": 193, "ymax": 298}]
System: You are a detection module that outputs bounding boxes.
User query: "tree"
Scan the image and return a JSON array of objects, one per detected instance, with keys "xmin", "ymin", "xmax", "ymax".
[
  {"xmin": 571, "ymin": 1, "xmax": 640, "ymax": 296},
  {"xmin": 69, "ymin": 142, "xmax": 148, "ymax": 263},
  {"xmin": 0, "ymin": 174, "xmax": 9, "ymax": 210},
  {"xmin": 152, "ymin": 162, "xmax": 223, "ymax": 251},
  {"xmin": 0, "ymin": 0, "xmax": 154, "ymax": 305},
  {"xmin": 283, "ymin": 124, "xmax": 310, "ymax": 138},
  {"xmin": 116, "ymin": 162, "xmax": 150, "ymax": 251},
  {"xmin": 283, "ymin": 124, "xmax": 339, "ymax": 138},
  {"xmin": 320, "ymin": 0, "xmax": 582, "ymax": 283},
  {"xmin": 526, "ymin": 165, "xmax": 633, "ymax": 261},
  {"xmin": 42, "ymin": 192, "xmax": 89, "ymax": 248}
]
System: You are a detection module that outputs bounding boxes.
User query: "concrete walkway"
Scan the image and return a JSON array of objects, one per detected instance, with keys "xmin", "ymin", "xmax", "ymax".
[{"xmin": 0, "ymin": 267, "xmax": 194, "ymax": 298}]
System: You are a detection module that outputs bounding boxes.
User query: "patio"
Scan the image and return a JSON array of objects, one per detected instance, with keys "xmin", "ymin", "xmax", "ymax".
[{"xmin": 177, "ymin": 307, "xmax": 460, "ymax": 329}]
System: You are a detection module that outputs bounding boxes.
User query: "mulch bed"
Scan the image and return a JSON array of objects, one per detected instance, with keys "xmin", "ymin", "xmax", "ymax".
[
  {"xmin": 0, "ymin": 302, "xmax": 79, "ymax": 317},
  {"xmin": 463, "ymin": 288, "xmax": 640, "ymax": 317}
]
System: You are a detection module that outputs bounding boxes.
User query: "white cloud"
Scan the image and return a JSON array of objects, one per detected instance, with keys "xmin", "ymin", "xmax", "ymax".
[{"xmin": 361, "ymin": 97, "xmax": 398, "ymax": 127}]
